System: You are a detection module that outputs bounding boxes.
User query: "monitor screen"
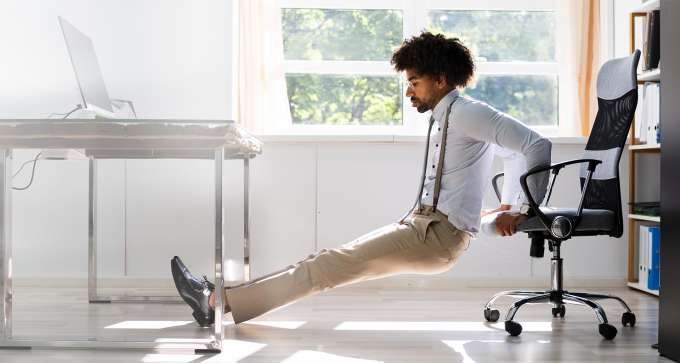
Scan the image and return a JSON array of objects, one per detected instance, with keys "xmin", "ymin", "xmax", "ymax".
[{"xmin": 58, "ymin": 17, "xmax": 114, "ymax": 116}]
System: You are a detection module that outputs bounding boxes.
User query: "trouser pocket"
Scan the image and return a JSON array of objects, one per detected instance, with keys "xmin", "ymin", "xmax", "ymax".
[{"xmin": 408, "ymin": 214, "xmax": 438, "ymax": 242}]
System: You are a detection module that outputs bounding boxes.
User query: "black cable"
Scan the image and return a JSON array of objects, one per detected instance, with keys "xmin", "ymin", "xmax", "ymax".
[
  {"xmin": 18, "ymin": 103, "xmax": 88, "ymax": 191},
  {"xmin": 12, "ymin": 153, "xmax": 42, "ymax": 179},
  {"xmin": 12, "ymin": 152, "xmax": 42, "ymax": 191},
  {"xmin": 47, "ymin": 104, "xmax": 83, "ymax": 119},
  {"xmin": 61, "ymin": 104, "xmax": 83, "ymax": 119}
]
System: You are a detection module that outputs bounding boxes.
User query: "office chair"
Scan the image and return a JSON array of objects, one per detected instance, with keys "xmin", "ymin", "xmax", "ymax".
[{"xmin": 483, "ymin": 50, "xmax": 641, "ymax": 340}]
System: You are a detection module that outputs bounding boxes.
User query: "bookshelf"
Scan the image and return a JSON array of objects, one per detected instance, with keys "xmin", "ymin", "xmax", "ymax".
[{"xmin": 627, "ymin": 0, "xmax": 661, "ymax": 297}]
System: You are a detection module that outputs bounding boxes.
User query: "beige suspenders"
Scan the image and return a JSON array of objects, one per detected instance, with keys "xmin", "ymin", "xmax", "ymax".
[
  {"xmin": 400, "ymin": 95, "xmax": 458, "ymax": 223},
  {"xmin": 417, "ymin": 97, "xmax": 457, "ymax": 214}
]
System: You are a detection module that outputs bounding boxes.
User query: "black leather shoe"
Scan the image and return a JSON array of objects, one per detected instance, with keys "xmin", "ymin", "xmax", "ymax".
[{"xmin": 171, "ymin": 256, "xmax": 215, "ymax": 327}]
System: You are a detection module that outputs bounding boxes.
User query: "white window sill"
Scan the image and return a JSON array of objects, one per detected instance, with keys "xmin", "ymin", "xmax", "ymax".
[{"xmin": 256, "ymin": 134, "xmax": 588, "ymax": 144}]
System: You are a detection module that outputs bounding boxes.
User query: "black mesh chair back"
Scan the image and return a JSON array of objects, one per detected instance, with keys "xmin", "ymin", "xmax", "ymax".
[{"xmin": 580, "ymin": 50, "xmax": 640, "ymax": 237}]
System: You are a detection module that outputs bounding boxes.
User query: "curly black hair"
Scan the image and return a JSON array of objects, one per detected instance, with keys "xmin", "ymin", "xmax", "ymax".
[{"xmin": 391, "ymin": 32, "xmax": 475, "ymax": 89}]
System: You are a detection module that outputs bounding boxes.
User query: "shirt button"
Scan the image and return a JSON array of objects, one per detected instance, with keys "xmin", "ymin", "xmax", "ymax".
[
  {"xmin": 432, "ymin": 165, "xmax": 435, "ymax": 168},
  {"xmin": 425, "ymin": 193, "xmax": 429, "ymax": 196},
  {"xmin": 438, "ymin": 128, "xmax": 441, "ymax": 131},
  {"xmin": 435, "ymin": 144, "xmax": 439, "ymax": 147}
]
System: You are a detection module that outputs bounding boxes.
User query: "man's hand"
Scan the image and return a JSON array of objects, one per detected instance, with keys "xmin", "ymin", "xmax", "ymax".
[
  {"xmin": 495, "ymin": 212, "xmax": 528, "ymax": 236},
  {"xmin": 480, "ymin": 204, "xmax": 512, "ymax": 217}
]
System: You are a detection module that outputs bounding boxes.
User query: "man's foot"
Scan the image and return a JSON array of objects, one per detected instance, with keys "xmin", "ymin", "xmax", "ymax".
[{"xmin": 170, "ymin": 256, "xmax": 215, "ymax": 327}]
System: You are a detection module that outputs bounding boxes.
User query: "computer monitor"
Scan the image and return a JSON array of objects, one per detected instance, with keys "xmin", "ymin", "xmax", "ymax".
[{"xmin": 58, "ymin": 16, "xmax": 116, "ymax": 118}]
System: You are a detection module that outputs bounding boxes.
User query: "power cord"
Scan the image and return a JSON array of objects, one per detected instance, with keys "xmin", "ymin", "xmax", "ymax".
[
  {"xmin": 12, "ymin": 152, "xmax": 42, "ymax": 191},
  {"xmin": 15, "ymin": 104, "xmax": 88, "ymax": 191},
  {"xmin": 46, "ymin": 104, "xmax": 83, "ymax": 119},
  {"xmin": 19, "ymin": 100, "xmax": 134, "ymax": 191}
]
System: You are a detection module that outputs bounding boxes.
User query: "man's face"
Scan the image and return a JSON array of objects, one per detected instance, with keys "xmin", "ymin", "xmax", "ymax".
[{"xmin": 403, "ymin": 69, "xmax": 445, "ymax": 113}]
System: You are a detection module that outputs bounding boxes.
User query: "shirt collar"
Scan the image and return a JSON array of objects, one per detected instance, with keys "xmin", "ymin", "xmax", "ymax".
[{"xmin": 431, "ymin": 89, "xmax": 459, "ymax": 124}]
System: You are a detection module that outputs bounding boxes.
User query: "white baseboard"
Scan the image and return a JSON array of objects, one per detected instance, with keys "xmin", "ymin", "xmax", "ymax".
[
  {"xmin": 12, "ymin": 275, "xmax": 627, "ymax": 289},
  {"xmin": 349, "ymin": 276, "xmax": 628, "ymax": 289}
]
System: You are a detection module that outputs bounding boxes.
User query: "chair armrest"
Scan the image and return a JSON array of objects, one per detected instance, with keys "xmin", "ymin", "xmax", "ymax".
[
  {"xmin": 491, "ymin": 172, "xmax": 504, "ymax": 203},
  {"xmin": 519, "ymin": 159, "xmax": 602, "ymax": 233}
]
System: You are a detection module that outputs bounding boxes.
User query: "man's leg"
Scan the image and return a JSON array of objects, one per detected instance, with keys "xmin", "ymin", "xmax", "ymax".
[{"xmin": 223, "ymin": 210, "xmax": 469, "ymax": 324}]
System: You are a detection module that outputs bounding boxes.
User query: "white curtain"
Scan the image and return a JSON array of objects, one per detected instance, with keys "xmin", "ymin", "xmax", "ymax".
[
  {"xmin": 236, "ymin": 0, "xmax": 292, "ymax": 135},
  {"xmin": 557, "ymin": 0, "xmax": 601, "ymax": 137}
]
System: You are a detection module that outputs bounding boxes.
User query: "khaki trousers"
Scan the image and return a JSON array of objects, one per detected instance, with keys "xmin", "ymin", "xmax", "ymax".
[{"xmin": 225, "ymin": 206, "xmax": 470, "ymax": 323}]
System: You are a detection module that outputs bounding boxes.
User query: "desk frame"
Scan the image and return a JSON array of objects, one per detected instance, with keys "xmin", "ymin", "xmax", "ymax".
[{"xmin": 0, "ymin": 147, "xmax": 252, "ymax": 353}]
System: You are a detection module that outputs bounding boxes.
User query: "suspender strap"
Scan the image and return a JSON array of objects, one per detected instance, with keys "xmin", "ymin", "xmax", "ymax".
[
  {"xmin": 405, "ymin": 94, "xmax": 457, "ymax": 220},
  {"xmin": 432, "ymin": 97, "xmax": 456, "ymax": 211},
  {"xmin": 414, "ymin": 115, "xmax": 436, "ymax": 215}
]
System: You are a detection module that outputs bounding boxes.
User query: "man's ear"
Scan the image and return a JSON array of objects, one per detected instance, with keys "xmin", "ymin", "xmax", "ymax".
[{"xmin": 435, "ymin": 75, "xmax": 448, "ymax": 90}]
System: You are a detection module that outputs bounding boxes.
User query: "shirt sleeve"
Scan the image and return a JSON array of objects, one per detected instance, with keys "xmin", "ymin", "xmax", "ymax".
[
  {"xmin": 457, "ymin": 100, "xmax": 552, "ymax": 205},
  {"xmin": 493, "ymin": 146, "xmax": 526, "ymax": 205}
]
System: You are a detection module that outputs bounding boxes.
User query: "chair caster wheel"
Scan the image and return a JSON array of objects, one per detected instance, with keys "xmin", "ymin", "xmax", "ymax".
[
  {"xmin": 551, "ymin": 305, "xmax": 566, "ymax": 318},
  {"xmin": 622, "ymin": 312, "xmax": 636, "ymax": 327},
  {"xmin": 599, "ymin": 323, "xmax": 618, "ymax": 340},
  {"xmin": 505, "ymin": 320, "xmax": 523, "ymax": 336},
  {"xmin": 484, "ymin": 308, "xmax": 500, "ymax": 322}
]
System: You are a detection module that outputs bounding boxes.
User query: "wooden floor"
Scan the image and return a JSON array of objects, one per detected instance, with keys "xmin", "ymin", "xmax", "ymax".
[{"xmin": 0, "ymin": 285, "xmax": 667, "ymax": 362}]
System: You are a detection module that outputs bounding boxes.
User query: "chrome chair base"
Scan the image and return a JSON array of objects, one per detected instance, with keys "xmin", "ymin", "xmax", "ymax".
[{"xmin": 482, "ymin": 241, "xmax": 636, "ymax": 340}]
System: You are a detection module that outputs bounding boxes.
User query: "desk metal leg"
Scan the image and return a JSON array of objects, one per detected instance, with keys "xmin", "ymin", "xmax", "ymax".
[
  {"xmin": 87, "ymin": 158, "xmax": 102, "ymax": 303},
  {"xmin": 203, "ymin": 147, "xmax": 225, "ymax": 353},
  {"xmin": 0, "ymin": 151, "xmax": 220, "ymax": 352},
  {"xmin": 0, "ymin": 150, "xmax": 13, "ymax": 342}
]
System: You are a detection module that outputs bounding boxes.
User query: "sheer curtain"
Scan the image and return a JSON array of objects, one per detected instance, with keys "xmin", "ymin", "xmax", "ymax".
[
  {"xmin": 236, "ymin": 0, "xmax": 291, "ymax": 135},
  {"xmin": 557, "ymin": 0, "xmax": 601, "ymax": 137}
]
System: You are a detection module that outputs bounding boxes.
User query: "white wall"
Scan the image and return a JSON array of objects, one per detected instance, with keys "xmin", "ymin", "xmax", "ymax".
[
  {"xmin": 2, "ymin": 1, "xmax": 633, "ymax": 287},
  {"xmin": 0, "ymin": 0, "xmax": 233, "ymax": 120},
  {"xmin": 7, "ymin": 140, "xmax": 630, "ymax": 285}
]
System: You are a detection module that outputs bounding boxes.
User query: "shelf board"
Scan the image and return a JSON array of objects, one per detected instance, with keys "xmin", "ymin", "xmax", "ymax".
[
  {"xmin": 638, "ymin": 68, "xmax": 661, "ymax": 82},
  {"xmin": 629, "ymin": 144, "xmax": 660, "ymax": 151},
  {"xmin": 629, "ymin": 214, "xmax": 661, "ymax": 223},
  {"xmin": 627, "ymin": 281, "xmax": 659, "ymax": 296},
  {"xmin": 635, "ymin": 0, "xmax": 660, "ymax": 12}
]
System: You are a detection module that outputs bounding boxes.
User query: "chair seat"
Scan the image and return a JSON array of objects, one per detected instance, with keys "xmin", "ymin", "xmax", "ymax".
[{"xmin": 517, "ymin": 208, "xmax": 615, "ymax": 233}]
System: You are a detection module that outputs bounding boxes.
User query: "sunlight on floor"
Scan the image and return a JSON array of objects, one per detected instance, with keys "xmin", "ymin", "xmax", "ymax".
[
  {"xmin": 141, "ymin": 339, "xmax": 266, "ymax": 363},
  {"xmin": 105, "ymin": 321, "xmax": 193, "ymax": 329},
  {"xmin": 442, "ymin": 340, "xmax": 505, "ymax": 363},
  {"xmin": 334, "ymin": 321, "xmax": 553, "ymax": 332},
  {"xmin": 245, "ymin": 320, "xmax": 307, "ymax": 329},
  {"xmin": 201, "ymin": 339, "xmax": 267, "ymax": 362},
  {"xmin": 281, "ymin": 350, "xmax": 383, "ymax": 363},
  {"xmin": 152, "ymin": 337, "xmax": 214, "ymax": 350},
  {"xmin": 141, "ymin": 354, "xmax": 203, "ymax": 363}
]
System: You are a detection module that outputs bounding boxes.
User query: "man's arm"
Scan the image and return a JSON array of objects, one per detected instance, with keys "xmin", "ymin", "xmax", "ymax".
[
  {"xmin": 460, "ymin": 101, "xmax": 551, "ymax": 236},
  {"xmin": 460, "ymin": 101, "xmax": 552, "ymax": 206}
]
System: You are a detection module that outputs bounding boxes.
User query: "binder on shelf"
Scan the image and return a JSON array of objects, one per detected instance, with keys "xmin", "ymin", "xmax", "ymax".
[
  {"xmin": 639, "ymin": 225, "xmax": 650, "ymax": 287},
  {"xmin": 644, "ymin": 10, "xmax": 660, "ymax": 70},
  {"xmin": 636, "ymin": 82, "xmax": 660, "ymax": 145},
  {"xmin": 648, "ymin": 226, "xmax": 660, "ymax": 290},
  {"xmin": 635, "ymin": 85, "xmax": 646, "ymax": 142},
  {"xmin": 634, "ymin": 16, "xmax": 645, "ymax": 74}
]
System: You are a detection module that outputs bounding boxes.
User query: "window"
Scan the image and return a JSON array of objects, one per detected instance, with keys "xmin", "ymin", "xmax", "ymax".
[{"xmin": 280, "ymin": 0, "xmax": 560, "ymax": 134}]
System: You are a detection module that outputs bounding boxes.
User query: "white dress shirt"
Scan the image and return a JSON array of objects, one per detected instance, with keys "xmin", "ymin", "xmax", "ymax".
[{"xmin": 421, "ymin": 89, "xmax": 552, "ymax": 235}]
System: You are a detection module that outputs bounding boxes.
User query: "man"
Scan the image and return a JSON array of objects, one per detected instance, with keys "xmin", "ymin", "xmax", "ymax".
[{"xmin": 171, "ymin": 32, "xmax": 551, "ymax": 327}]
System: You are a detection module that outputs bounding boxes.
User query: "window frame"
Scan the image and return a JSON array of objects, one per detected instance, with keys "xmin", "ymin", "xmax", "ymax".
[{"xmin": 279, "ymin": 0, "xmax": 565, "ymax": 137}]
